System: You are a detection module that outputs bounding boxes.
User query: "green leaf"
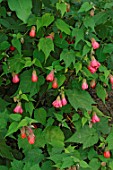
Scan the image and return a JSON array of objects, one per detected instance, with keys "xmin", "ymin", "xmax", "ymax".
[
  {"xmin": 96, "ymin": 83, "xmax": 106, "ymax": 103},
  {"xmin": 72, "ymin": 28, "xmax": 84, "ymax": 46},
  {"xmin": 56, "ymin": 2, "xmax": 66, "ymax": 17},
  {"xmin": 0, "ymin": 166, "xmax": 8, "ymax": 170},
  {"xmin": 57, "ymin": 74, "xmax": 66, "ymax": 87},
  {"xmin": 24, "ymin": 149, "xmax": 44, "ymax": 164},
  {"xmin": 74, "ymin": 62, "xmax": 82, "ymax": 75},
  {"xmin": 83, "ymin": 16, "xmax": 95, "ymax": 31},
  {"xmin": 8, "ymin": 0, "xmax": 32, "ymax": 23},
  {"xmin": 94, "ymin": 117, "xmax": 110, "ymax": 135},
  {"xmin": 38, "ymin": 38, "xmax": 54, "ymax": 61},
  {"xmin": 25, "ymin": 102, "xmax": 34, "ymax": 117},
  {"xmin": 103, "ymin": 44, "xmax": 113, "ymax": 54},
  {"xmin": 9, "ymin": 114, "xmax": 22, "ymax": 121},
  {"xmin": 78, "ymin": 2, "xmax": 93, "ymax": 13},
  {"xmin": 0, "ymin": 41, "xmax": 10, "ymax": 50},
  {"xmin": 44, "ymin": 126, "xmax": 65, "ymax": 147},
  {"xmin": 0, "ymin": 134, "xmax": 13, "ymax": 160},
  {"xmin": 6, "ymin": 122, "xmax": 18, "ymax": 137},
  {"xmin": 11, "ymin": 159, "xmax": 24, "ymax": 170},
  {"xmin": 66, "ymin": 125, "xmax": 99, "ymax": 149},
  {"xmin": 12, "ymin": 38, "xmax": 21, "ymax": 54},
  {"xmin": 55, "ymin": 19, "xmax": 71, "ymax": 35},
  {"xmin": 106, "ymin": 128, "xmax": 113, "ymax": 150},
  {"xmin": 0, "ymin": 98, "xmax": 10, "ymax": 112},
  {"xmin": 104, "ymin": 2, "xmax": 113, "ymax": 9},
  {"xmin": 19, "ymin": 69, "xmax": 45, "ymax": 96},
  {"xmin": 80, "ymin": 160, "xmax": 90, "ymax": 168},
  {"xmin": 8, "ymin": 54, "xmax": 24, "ymax": 73},
  {"xmin": 21, "ymin": 94, "xmax": 29, "ymax": 101},
  {"xmin": 60, "ymin": 49, "xmax": 75, "ymax": 68},
  {"xmin": 66, "ymin": 89, "xmax": 95, "ymax": 111},
  {"xmin": 34, "ymin": 108, "xmax": 47, "ymax": 125},
  {"xmin": 89, "ymin": 158, "xmax": 101, "ymax": 170},
  {"xmin": 17, "ymin": 117, "xmax": 37, "ymax": 129},
  {"xmin": 42, "ymin": 13, "xmax": 54, "ymax": 27}
]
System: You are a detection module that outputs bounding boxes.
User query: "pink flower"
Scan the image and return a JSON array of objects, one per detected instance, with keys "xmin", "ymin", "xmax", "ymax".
[
  {"xmin": 31, "ymin": 70, "xmax": 38, "ymax": 82},
  {"xmin": 46, "ymin": 32, "xmax": 54, "ymax": 40},
  {"xmin": 13, "ymin": 103, "xmax": 23, "ymax": 114},
  {"xmin": 20, "ymin": 127, "xmax": 26, "ymax": 139},
  {"xmin": 12, "ymin": 73, "xmax": 20, "ymax": 83},
  {"xmin": 88, "ymin": 65, "xmax": 97, "ymax": 74},
  {"xmin": 88, "ymin": 56, "xmax": 100, "ymax": 74},
  {"xmin": 91, "ymin": 38, "xmax": 100, "ymax": 50},
  {"xmin": 52, "ymin": 96, "xmax": 62, "ymax": 108},
  {"xmin": 27, "ymin": 133, "xmax": 35, "ymax": 144},
  {"xmin": 82, "ymin": 79, "xmax": 88, "ymax": 90},
  {"xmin": 109, "ymin": 74, "xmax": 113, "ymax": 84},
  {"xmin": 90, "ymin": 57, "xmax": 100, "ymax": 69},
  {"xmin": 61, "ymin": 94, "xmax": 67, "ymax": 106},
  {"xmin": 46, "ymin": 70, "xmax": 54, "ymax": 82},
  {"xmin": 91, "ymin": 113, "xmax": 100, "ymax": 123},
  {"xmin": 29, "ymin": 26, "xmax": 36, "ymax": 37}
]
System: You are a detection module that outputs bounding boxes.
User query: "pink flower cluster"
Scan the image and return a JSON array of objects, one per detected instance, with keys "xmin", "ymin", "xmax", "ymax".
[
  {"xmin": 91, "ymin": 113, "xmax": 100, "ymax": 123},
  {"xmin": 20, "ymin": 126, "xmax": 35, "ymax": 144},
  {"xmin": 88, "ymin": 56, "xmax": 100, "ymax": 74},
  {"xmin": 52, "ymin": 94, "xmax": 67, "ymax": 108}
]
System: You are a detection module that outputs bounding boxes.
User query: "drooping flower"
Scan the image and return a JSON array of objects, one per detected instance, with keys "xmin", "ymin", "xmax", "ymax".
[
  {"xmin": 27, "ymin": 133, "xmax": 35, "ymax": 144},
  {"xmin": 109, "ymin": 74, "xmax": 113, "ymax": 84},
  {"xmin": 91, "ymin": 112, "xmax": 100, "ymax": 123},
  {"xmin": 46, "ymin": 32, "xmax": 54, "ymax": 40},
  {"xmin": 61, "ymin": 93, "xmax": 67, "ymax": 106},
  {"xmin": 20, "ymin": 127, "xmax": 26, "ymax": 139},
  {"xmin": 52, "ymin": 78, "xmax": 58, "ymax": 89},
  {"xmin": 12, "ymin": 73, "xmax": 20, "ymax": 83},
  {"xmin": 88, "ymin": 56, "xmax": 100, "ymax": 74},
  {"xmin": 31, "ymin": 70, "xmax": 38, "ymax": 82},
  {"xmin": 52, "ymin": 96, "xmax": 62, "ymax": 108},
  {"xmin": 46, "ymin": 70, "xmax": 54, "ymax": 82},
  {"xmin": 90, "ymin": 56, "xmax": 100, "ymax": 69},
  {"xmin": 82, "ymin": 79, "xmax": 88, "ymax": 90},
  {"xmin": 91, "ymin": 38, "xmax": 100, "ymax": 50},
  {"xmin": 13, "ymin": 103, "xmax": 23, "ymax": 114},
  {"xmin": 29, "ymin": 26, "xmax": 36, "ymax": 37},
  {"xmin": 88, "ymin": 65, "xmax": 97, "ymax": 74}
]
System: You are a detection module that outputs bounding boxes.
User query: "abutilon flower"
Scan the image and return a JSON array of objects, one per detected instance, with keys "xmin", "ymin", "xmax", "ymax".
[
  {"xmin": 46, "ymin": 70, "xmax": 54, "ymax": 82},
  {"xmin": 61, "ymin": 93, "xmax": 67, "ymax": 106},
  {"xmin": 109, "ymin": 74, "xmax": 113, "ymax": 84},
  {"xmin": 52, "ymin": 96, "xmax": 62, "ymax": 108},
  {"xmin": 52, "ymin": 78, "xmax": 58, "ymax": 89},
  {"xmin": 90, "ymin": 56, "xmax": 100, "ymax": 69},
  {"xmin": 90, "ymin": 79, "xmax": 96, "ymax": 88},
  {"xmin": 27, "ymin": 133, "xmax": 35, "ymax": 144},
  {"xmin": 91, "ymin": 38, "xmax": 100, "ymax": 50},
  {"xmin": 29, "ymin": 26, "xmax": 36, "ymax": 37},
  {"xmin": 31, "ymin": 70, "xmax": 38, "ymax": 82},
  {"xmin": 82, "ymin": 79, "xmax": 88, "ymax": 90},
  {"xmin": 13, "ymin": 103, "xmax": 23, "ymax": 114},
  {"xmin": 12, "ymin": 73, "xmax": 20, "ymax": 83},
  {"xmin": 46, "ymin": 32, "xmax": 54, "ymax": 40},
  {"xmin": 20, "ymin": 127, "xmax": 26, "ymax": 139},
  {"xmin": 91, "ymin": 112, "xmax": 100, "ymax": 123},
  {"xmin": 88, "ymin": 56, "xmax": 100, "ymax": 74}
]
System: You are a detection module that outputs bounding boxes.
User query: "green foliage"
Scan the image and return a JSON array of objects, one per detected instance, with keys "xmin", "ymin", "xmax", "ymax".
[{"xmin": 0, "ymin": 0, "xmax": 113, "ymax": 169}]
